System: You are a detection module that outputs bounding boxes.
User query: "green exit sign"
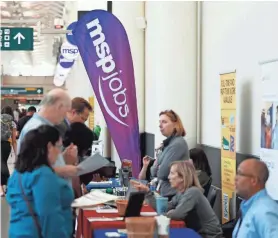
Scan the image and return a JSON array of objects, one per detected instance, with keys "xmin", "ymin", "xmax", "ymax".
[
  {"xmin": 0, "ymin": 27, "xmax": 34, "ymax": 51},
  {"xmin": 1, "ymin": 87, "xmax": 43, "ymax": 95}
]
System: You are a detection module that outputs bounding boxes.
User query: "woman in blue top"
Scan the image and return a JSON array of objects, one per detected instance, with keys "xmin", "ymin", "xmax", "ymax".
[{"xmin": 6, "ymin": 125, "xmax": 74, "ymax": 238}]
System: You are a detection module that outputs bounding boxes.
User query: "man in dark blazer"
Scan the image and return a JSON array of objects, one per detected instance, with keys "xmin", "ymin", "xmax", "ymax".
[
  {"xmin": 56, "ymin": 97, "xmax": 93, "ymax": 138},
  {"xmin": 56, "ymin": 97, "xmax": 94, "ymax": 197}
]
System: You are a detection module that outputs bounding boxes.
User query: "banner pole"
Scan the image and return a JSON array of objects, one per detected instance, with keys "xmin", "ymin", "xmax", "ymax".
[{"xmin": 107, "ymin": 1, "xmax": 113, "ymax": 13}]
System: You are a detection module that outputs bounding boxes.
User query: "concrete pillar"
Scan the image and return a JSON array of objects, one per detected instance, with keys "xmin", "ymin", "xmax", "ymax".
[{"xmin": 145, "ymin": 1, "xmax": 198, "ymax": 149}]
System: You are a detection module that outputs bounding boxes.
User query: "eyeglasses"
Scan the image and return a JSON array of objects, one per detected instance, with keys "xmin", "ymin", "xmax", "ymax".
[
  {"xmin": 236, "ymin": 171, "xmax": 255, "ymax": 178},
  {"xmin": 79, "ymin": 114, "xmax": 88, "ymax": 122},
  {"xmin": 76, "ymin": 112, "xmax": 89, "ymax": 122}
]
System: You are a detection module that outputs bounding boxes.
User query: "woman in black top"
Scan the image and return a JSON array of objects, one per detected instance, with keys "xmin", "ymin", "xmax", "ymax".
[{"xmin": 190, "ymin": 148, "xmax": 212, "ymax": 197}]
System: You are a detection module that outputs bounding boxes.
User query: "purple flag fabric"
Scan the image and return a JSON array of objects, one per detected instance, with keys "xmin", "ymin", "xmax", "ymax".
[{"xmin": 73, "ymin": 10, "xmax": 141, "ymax": 176}]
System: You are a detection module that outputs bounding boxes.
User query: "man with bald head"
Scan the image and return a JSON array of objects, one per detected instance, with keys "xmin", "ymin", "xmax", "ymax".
[
  {"xmin": 18, "ymin": 88, "xmax": 78, "ymax": 178},
  {"xmin": 233, "ymin": 159, "xmax": 278, "ymax": 238}
]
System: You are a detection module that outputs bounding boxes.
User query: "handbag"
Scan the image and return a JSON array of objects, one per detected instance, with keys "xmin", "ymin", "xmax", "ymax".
[{"xmin": 19, "ymin": 174, "xmax": 43, "ymax": 238}]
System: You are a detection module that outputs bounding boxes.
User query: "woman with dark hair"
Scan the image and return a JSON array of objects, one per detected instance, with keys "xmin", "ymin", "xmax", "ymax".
[
  {"xmin": 63, "ymin": 122, "xmax": 110, "ymax": 237},
  {"xmin": 2, "ymin": 106, "xmax": 14, "ymax": 117},
  {"xmin": 63, "ymin": 122, "xmax": 95, "ymax": 197},
  {"xmin": 189, "ymin": 148, "xmax": 212, "ymax": 188},
  {"xmin": 6, "ymin": 125, "xmax": 74, "ymax": 238},
  {"xmin": 1, "ymin": 106, "xmax": 17, "ymax": 196},
  {"xmin": 63, "ymin": 122, "xmax": 96, "ymax": 158},
  {"xmin": 63, "ymin": 123, "xmax": 114, "ymax": 191}
]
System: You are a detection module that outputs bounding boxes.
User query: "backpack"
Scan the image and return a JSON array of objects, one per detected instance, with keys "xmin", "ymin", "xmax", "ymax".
[{"xmin": 1, "ymin": 114, "xmax": 13, "ymax": 141}]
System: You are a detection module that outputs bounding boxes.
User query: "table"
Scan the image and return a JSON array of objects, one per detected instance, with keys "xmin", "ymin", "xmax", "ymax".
[
  {"xmin": 94, "ymin": 228, "xmax": 201, "ymax": 238},
  {"xmin": 76, "ymin": 205, "xmax": 185, "ymax": 238}
]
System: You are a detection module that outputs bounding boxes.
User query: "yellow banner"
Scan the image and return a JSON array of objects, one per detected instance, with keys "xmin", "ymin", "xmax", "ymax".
[
  {"xmin": 220, "ymin": 72, "xmax": 236, "ymax": 223},
  {"xmin": 88, "ymin": 96, "xmax": 94, "ymax": 130},
  {"xmin": 220, "ymin": 73, "xmax": 236, "ymax": 109}
]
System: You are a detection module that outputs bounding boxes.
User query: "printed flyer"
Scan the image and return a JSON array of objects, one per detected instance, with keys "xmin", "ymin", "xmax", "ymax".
[{"xmin": 260, "ymin": 59, "xmax": 278, "ymax": 200}]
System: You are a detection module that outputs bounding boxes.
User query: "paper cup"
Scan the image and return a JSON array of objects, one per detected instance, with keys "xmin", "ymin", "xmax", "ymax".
[{"xmin": 155, "ymin": 215, "xmax": 170, "ymax": 237}]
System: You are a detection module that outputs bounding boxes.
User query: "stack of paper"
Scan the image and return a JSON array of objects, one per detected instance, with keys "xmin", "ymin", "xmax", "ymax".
[
  {"xmin": 77, "ymin": 153, "xmax": 110, "ymax": 176},
  {"xmin": 96, "ymin": 209, "xmax": 118, "ymax": 213},
  {"xmin": 71, "ymin": 190, "xmax": 119, "ymax": 208},
  {"xmin": 88, "ymin": 217, "xmax": 124, "ymax": 222},
  {"xmin": 88, "ymin": 181, "xmax": 112, "ymax": 185}
]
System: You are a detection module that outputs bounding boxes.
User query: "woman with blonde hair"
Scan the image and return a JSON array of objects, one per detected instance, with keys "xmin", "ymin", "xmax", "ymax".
[
  {"xmin": 138, "ymin": 110, "xmax": 189, "ymax": 199},
  {"xmin": 133, "ymin": 160, "xmax": 222, "ymax": 238}
]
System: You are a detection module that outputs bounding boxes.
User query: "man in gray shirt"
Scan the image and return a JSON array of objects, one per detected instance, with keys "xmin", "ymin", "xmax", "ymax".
[{"xmin": 18, "ymin": 88, "xmax": 79, "ymax": 178}]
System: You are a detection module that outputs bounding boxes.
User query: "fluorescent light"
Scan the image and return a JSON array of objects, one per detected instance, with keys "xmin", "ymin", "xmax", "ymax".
[
  {"xmin": 0, "ymin": 2, "xmax": 7, "ymax": 8},
  {"xmin": 23, "ymin": 10, "xmax": 36, "ymax": 17},
  {"xmin": 20, "ymin": 2, "xmax": 33, "ymax": 8},
  {"xmin": 1, "ymin": 11, "xmax": 11, "ymax": 17}
]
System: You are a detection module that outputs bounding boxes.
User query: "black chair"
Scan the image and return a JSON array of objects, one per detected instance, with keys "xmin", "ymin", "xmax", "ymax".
[
  {"xmin": 222, "ymin": 218, "xmax": 237, "ymax": 238},
  {"xmin": 203, "ymin": 177, "xmax": 212, "ymax": 197},
  {"xmin": 222, "ymin": 195, "xmax": 243, "ymax": 237},
  {"xmin": 207, "ymin": 186, "xmax": 218, "ymax": 208}
]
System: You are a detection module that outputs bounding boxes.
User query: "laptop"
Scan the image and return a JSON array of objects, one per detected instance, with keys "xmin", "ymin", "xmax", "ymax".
[{"xmin": 124, "ymin": 191, "xmax": 145, "ymax": 218}]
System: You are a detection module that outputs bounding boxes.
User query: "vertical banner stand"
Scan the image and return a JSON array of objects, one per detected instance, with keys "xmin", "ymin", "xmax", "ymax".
[{"xmin": 220, "ymin": 70, "xmax": 237, "ymax": 224}]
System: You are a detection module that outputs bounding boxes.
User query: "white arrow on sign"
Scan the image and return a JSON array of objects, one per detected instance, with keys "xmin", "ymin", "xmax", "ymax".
[{"xmin": 13, "ymin": 32, "xmax": 25, "ymax": 44}]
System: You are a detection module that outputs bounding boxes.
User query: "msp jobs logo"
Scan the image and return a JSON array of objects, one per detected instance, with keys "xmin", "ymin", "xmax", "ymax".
[
  {"xmin": 61, "ymin": 42, "xmax": 79, "ymax": 60},
  {"xmin": 86, "ymin": 18, "xmax": 130, "ymax": 127}
]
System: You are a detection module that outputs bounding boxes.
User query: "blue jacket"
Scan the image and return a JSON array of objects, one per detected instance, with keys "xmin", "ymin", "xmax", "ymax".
[
  {"xmin": 7, "ymin": 166, "xmax": 74, "ymax": 238},
  {"xmin": 232, "ymin": 189, "xmax": 278, "ymax": 238}
]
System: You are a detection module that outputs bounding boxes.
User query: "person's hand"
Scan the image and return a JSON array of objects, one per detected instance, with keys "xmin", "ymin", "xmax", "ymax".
[
  {"xmin": 167, "ymin": 209, "xmax": 174, "ymax": 216},
  {"xmin": 63, "ymin": 143, "xmax": 78, "ymax": 165},
  {"xmin": 81, "ymin": 184, "xmax": 88, "ymax": 195},
  {"xmin": 55, "ymin": 165, "xmax": 79, "ymax": 178},
  {"xmin": 92, "ymin": 173, "xmax": 102, "ymax": 182},
  {"xmin": 130, "ymin": 180, "xmax": 150, "ymax": 193},
  {"xmin": 142, "ymin": 156, "xmax": 151, "ymax": 167}
]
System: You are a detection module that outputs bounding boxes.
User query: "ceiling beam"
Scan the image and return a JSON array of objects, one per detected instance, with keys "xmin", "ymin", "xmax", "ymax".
[
  {"xmin": 1, "ymin": 19, "xmax": 40, "ymax": 24},
  {"xmin": 41, "ymin": 29, "xmax": 71, "ymax": 34}
]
